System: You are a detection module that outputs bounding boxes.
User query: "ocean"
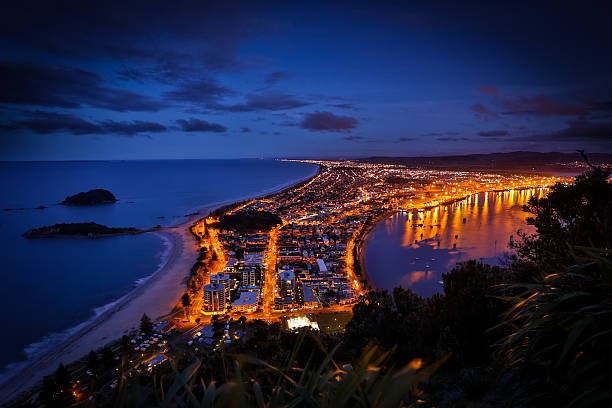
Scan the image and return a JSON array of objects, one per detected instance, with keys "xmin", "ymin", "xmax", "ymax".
[{"xmin": 0, "ymin": 159, "xmax": 317, "ymax": 381}]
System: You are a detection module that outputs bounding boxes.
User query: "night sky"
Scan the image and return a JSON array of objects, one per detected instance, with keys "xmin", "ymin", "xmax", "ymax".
[{"xmin": 1, "ymin": 1, "xmax": 611, "ymax": 160}]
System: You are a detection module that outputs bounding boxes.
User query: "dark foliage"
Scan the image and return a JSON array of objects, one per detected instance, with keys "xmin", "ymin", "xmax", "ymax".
[
  {"xmin": 495, "ymin": 163, "xmax": 612, "ymax": 407},
  {"xmin": 139, "ymin": 314, "xmax": 153, "ymax": 336},
  {"xmin": 100, "ymin": 347, "xmax": 115, "ymax": 370},
  {"xmin": 87, "ymin": 350, "xmax": 100, "ymax": 376},
  {"xmin": 497, "ymin": 251, "xmax": 612, "ymax": 407},
  {"xmin": 215, "ymin": 210, "xmax": 282, "ymax": 233},
  {"xmin": 39, "ymin": 364, "xmax": 76, "ymax": 407},
  {"xmin": 344, "ymin": 261, "xmax": 506, "ymax": 368},
  {"xmin": 515, "ymin": 165, "xmax": 612, "ymax": 272},
  {"xmin": 181, "ymin": 292, "xmax": 191, "ymax": 307}
]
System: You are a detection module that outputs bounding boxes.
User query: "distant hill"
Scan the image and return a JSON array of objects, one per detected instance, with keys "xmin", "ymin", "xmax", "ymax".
[
  {"xmin": 61, "ymin": 189, "xmax": 117, "ymax": 205},
  {"xmin": 358, "ymin": 151, "xmax": 612, "ymax": 172}
]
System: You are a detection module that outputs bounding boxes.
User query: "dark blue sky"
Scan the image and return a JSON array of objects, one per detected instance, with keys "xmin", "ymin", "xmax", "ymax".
[{"xmin": 1, "ymin": 0, "xmax": 611, "ymax": 160}]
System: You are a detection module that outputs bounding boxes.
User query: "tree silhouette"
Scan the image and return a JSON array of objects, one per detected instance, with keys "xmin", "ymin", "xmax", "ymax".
[
  {"xmin": 140, "ymin": 313, "xmax": 154, "ymax": 336},
  {"xmin": 181, "ymin": 292, "xmax": 192, "ymax": 320},
  {"xmin": 87, "ymin": 350, "xmax": 99, "ymax": 376},
  {"xmin": 39, "ymin": 364, "xmax": 76, "ymax": 407},
  {"xmin": 101, "ymin": 346, "xmax": 115, "ymax": 369},
  {"xmin": 516, "ymin": 163, "xmax": 612, "ymax": 274}
]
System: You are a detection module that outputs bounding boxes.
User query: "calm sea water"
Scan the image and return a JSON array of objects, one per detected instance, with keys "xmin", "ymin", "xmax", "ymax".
[
  {"xmin": 366, "ymin": 189, "xmax": 547, "ymax": 297},
  {"xmin": 0, "ymin": 159, "xmax": 317, "ymax": 379}
]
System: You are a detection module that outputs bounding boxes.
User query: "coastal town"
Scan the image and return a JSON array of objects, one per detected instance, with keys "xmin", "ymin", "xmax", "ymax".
[
  {"xmin": 184, "ymin": 160, "xmax": 567, "ymax": 324},
  {"xmin": 0, "ymin": 159, "xmax": 580, "ymax": 405}
]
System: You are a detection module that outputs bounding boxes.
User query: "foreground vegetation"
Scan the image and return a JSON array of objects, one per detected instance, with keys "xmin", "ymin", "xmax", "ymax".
[{"xmin": 23, "ymin": 161, "xmax": 612, "ymax": 407}]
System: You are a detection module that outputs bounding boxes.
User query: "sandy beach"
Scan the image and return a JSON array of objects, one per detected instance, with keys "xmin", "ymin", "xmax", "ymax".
[{"xmin": 0, "ymin": 167, "xmax": 319, "ymax": 403}]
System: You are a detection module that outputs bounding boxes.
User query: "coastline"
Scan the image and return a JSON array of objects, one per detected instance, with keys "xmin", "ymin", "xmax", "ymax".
[
  {"xmin": 0, "ymin": 163, "xmax": 319, "ymax": 403},
  {"xmin": 356, "ymin": 212, "xmax": 394, "ymax": 290},
  {"xmin": 357, "ymin": 219, "xmax": 379, "ymax": 289}
]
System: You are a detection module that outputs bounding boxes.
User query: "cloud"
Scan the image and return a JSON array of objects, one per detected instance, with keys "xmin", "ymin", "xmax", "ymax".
[
  {"xmin": 585, "ymin": 100, "xmax": 612, "ymax": 119},
  {"xmin": 589, "ymin": 100, "xmax": 612, "ymax": 111},
  {"xmin": 498, "ymin": 95, "xmax": 587, "ymax": 116},
  {"xmin": 437, "ymin": 137, "xmax": 472, "ymax": 141},
  {"xmin": 331, "ymin": 103, "xmax": 358, "ymax": 110},
  {"xmin": 241, "ymin": 127, "xmax": 251, "ymax": 132},
  {"xmin": 397, "ymin": 137, "xmax": 415, "ymax": 142},
  {"xmin": 98, "ymin": 120, "xmax": 166, "ymax": 135},
  {"xmin": 343, "ymin": 135, "xmax": 363, "ymax": 141},
  {"xmin": 423, "ymin": 131, "xmax": 460, "ymax": 137},
  {"xmin": 0, "ymin": 3, "xmax": 263, "ymax": 73},
  {"xmin": 212, "ymin": 92, "xmax": 310, "ymax": 112},
  {"xmin": 0, "ymin": 60, "xmax": 167, "ymax": 112},
  {"xmin": 477, "ymin": 130, "xmax": 509, "ymax": 137},
  {"xmin": 116, "ymin": 68, "xmax": 147, "ymax": 82},
  {"xmin": 471, "ymin": 103, "xmax": 499, "ymax": 120},
  {"xmin": 2, "ymin": 111, "xmax": 100, "ymax": 135},
  {"xmin": 478, "ymin": 85, "xmax": 498, "ymax": 95},
  {"xmin": 300, "ymin": 111, "xmax": 358, "ymax": 132},
  {"xmin": 532, "ymin": 118, "xmax": 612, "ymax": 141},
  {"xmin": 176, "ymin": 118, "xmax": 226, "ymax": 133},
  {"xmin": 2, "ymin": 110, "xmax": 166, "ymax": 135},
  {"xmin": 164, "ymin": 79, "xmax": 235, "ymax": 104},
  {"xmin": 264, "ymin": 71, "xmax": 293, "ymax": 85}
]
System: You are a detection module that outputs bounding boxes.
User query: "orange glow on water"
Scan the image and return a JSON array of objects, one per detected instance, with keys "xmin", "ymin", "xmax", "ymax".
[{"xmin": 366, "ymin": 189, "xmax": 546, "ymax": 296}]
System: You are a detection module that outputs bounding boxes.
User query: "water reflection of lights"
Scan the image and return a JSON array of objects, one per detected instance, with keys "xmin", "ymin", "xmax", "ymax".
[
  {"xmin": 400, "ymin": 270, "xmax": 436, "ymax": 286},
  {"xmin": 368, "ymin": 188, "xmax": 548, "ymax": 296}
]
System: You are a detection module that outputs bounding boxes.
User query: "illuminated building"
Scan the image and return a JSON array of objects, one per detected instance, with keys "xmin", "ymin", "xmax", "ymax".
[
  {"xmin": 210, "ymin": 272, "xmax": 231, "ymax": 301},
  {"xmin": 202, "ymin": 282, "xmax": 226, "ymax": 313},
  {"xmin": 277, "ymin": 270, "xmax": 296, "ymax": 298},
  {"xmin": 232, "ymin": 292, "xmax": 259, "ymax": 313},
  {"xmin": 242, "ymin": 266, "xmax": 261, "ymax": 287},
  {"xmin": 302, "ymin": 285, "xmax": 319, "ymax": 308}
]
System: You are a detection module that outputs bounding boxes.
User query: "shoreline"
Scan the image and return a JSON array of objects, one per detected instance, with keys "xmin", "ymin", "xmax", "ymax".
[
  {"xmin": 357, "ymin": 217, "xmax": 385, "ymax": 289},
  {"xmin": 0, "ymin": 163, "xmax": 320, "ymax": 403}
]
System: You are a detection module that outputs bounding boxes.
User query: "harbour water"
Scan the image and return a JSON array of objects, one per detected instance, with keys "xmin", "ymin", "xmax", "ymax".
[
  {"xmin": 365, "ymin": 188, "xmax": 547, "ymax": 297},
  {"xmin": 0, "ymin": 159, "xmax": 317, "ymax": 380}
]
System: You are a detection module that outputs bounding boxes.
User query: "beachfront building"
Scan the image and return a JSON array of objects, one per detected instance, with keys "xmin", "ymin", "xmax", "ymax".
[
  {"xmin": 202, "ymin": 282, "xmax": 226, "ymax": 313},
  {"xmin": 210, "ymin": 272, "xmax": 231, "ymax": 301}
]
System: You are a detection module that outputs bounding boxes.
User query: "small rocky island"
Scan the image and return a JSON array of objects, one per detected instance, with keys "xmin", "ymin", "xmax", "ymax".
[
  {"xmin": 61, "ymin": 189, "xmax": 117, "ymax": 205},
  {"xmin": 23, "ymin": 222, "xmax": 140, "ymax": 238}
]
